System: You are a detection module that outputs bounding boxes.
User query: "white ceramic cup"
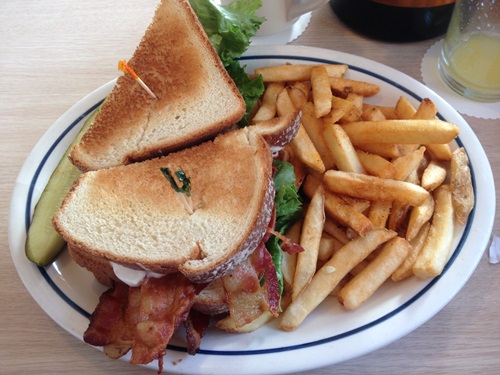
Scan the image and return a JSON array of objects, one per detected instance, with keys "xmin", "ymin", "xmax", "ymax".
[{"xmin": 218, "ymin": 0, "xmax": 328, "ymax": 36}]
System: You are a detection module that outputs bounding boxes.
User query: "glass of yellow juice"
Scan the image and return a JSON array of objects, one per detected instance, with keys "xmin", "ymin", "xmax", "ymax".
[{"xmin": 438, "ymin": 0, "xmax": 500, "ymax": 102}]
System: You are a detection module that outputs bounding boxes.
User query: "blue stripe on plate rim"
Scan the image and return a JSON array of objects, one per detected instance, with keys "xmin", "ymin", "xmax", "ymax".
[{"xmin": 24, "ymin": 54, "xmax": 475, "ymax": 356}]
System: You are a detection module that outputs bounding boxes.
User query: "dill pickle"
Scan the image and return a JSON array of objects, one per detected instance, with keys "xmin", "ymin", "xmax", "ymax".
[{"xmin": 25, "ymin": 104, "xmax": 102, "ymax": 266}]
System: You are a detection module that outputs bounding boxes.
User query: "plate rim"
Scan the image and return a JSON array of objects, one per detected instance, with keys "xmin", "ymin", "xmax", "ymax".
[{"xmin": 8, "ymin": 44, "xmax": 496, "ymax": 375}]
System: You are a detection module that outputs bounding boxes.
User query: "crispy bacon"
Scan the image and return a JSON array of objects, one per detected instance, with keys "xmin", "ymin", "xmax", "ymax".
[
  {"xmin": 184, "ymin": 309, "xmax": 210, "ymax": 355},
  {"xmin": 130, "ymin": 274, "xmax": 203, "ymax": 372},
  {"xmin": 84, "ymin": 282, "xmax": 135, "ymax": 358},
  {"xmin": 221, "ymin": 242, "xmax": 281, "ymax": 328},
  {"xmin": 84, "ymin": 274, "xmax": 205, "ymax": 373}
]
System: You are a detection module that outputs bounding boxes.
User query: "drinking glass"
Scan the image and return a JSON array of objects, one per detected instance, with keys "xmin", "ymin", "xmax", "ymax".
[{"xmin": 438, "ymin": 0, "xmax": 500, "ymax": 102}]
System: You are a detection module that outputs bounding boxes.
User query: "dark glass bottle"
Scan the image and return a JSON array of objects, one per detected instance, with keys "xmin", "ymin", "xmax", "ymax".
[{"xmin": 330, "ymin": 0, "xmax": 455, "ymax": 42}]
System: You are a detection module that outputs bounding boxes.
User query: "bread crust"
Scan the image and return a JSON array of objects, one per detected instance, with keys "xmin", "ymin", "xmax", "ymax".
[{"xmin": 70, "ymin": 0, "xmax": 245, "ymax": 171}]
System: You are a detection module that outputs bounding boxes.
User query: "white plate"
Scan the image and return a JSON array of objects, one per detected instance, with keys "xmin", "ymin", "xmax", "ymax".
[{"xmin": 9, "ymin": 45, "xmax": 495, "ymax": 375}]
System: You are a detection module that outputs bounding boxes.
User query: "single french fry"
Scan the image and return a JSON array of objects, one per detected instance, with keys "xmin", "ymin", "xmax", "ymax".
[
  {"xmin": 323, "ymin": 219, "xmax": 350, "ymax": 245},
  {"xmin": 323, "ymin": 123, "xmax": 366, "ymax": 173},
  {"xmin": 392, "ymin": 222, "xmax": 431, "ymax": 281},
  {"xmin": 374, "ymin": 105, "xmax": 398, "ymax": 119},
  {"xmin": 301, "ymin": 102, "xmax": 336, "ymax": 170},
  {"xmin": 339, "ymin": 195, "xmax": 371, "ymax": 213},
  {"xmin": 323, "ymin": 107, "xmax": 346, "ymax": 125},
  {"xmin": 318, "ymin": 235, "xmax": 344, "ymax": 261},
  {"xmin": 293, "ymin": 81, "xmax": 311, "ymax": 97},
  {"xmin": 252, "ymin": 82, "xmax": 285, "ymax": 123},
  {"xmin": 395, "ymin": 96, "xmax": 417, "ymax": 119},
  {"xmin": 288, "ymin": 86, "xmax": 308, "ymax": 109},
  {"xmin": 421, "ymin": 159, "xmax": 447, "ymax": 191},
  {"xmin": 368, "ymin": 200, "xmax": 392, "ymax": 229},
  {"xmin": 329, "ymin": 77, "xmax": 380, "ymax": 98},
  {"xmin": 355, "ymin": 143, "xmax": 403, "ymax": 159},
  {"xmin": 277, "ymin": 89, "xmax": 325, "ymax": 173},
  {"xmin": 290, "ymin": 125, "xmax": 326, "ymax": 174},
  {"xmin": 450, "ymin": 147, "xmax": 474, "ymax": 225},
  {"xmin": 255, "ymin": 64, "xmax": 348, "ymax": 82},
  {"xmin": 413, "ymin": 98, "xmax": 438, "ymax": 120},
  {"xmin": 392, "ymin": 146, "xmax": 426, "ymax": 181},
  {"xmin": 342, "ymin": 120, "xmax": 459, "ymax": 145},
  {"xmin": 332, "ymin": 96, "xmax": 362, "ymax": 123},
  {"xmin": 311, "ymin": 66, "xmax": 333, "ymax": 118},
  {"xmin": 356, "ymin": 150, "xmax": 397, "ymax": 179},
  {"xmin": 338, "ymin": 236, "xmax": 410, "ymax": 310},
  {"xmin": 413, "ymin": 185, "xmax": 455, "ymax": 279},
  {"xmin": 323, "ymin": 170, "xmax": 430, "ymax": 207},
  {"xmin": 346, "ymin": 93, "xmax": 364, "ymax": 110},
  {"xmin": 361, "ymin": 105, "xmax": 387, "ymax": 121},
  {"xmin": 292, "ymin": 186, "xmax": 325, "ymax": 300},
  {"xmin": 303, "ymin": 175, "xmax": 373, "ymax": 236},
  {"xmin": 387, "ymin": 201, "xmax": 411, "ymax": 236},
  {"xmin": 425, "ymin": 143, "xmax": 453, "ymax": 161},
  {"xmin": 280, "ymin": 228, "xmax": 397, "ymax": 331},
  {"xmin": 406, "ymin": 193, "xmax": 435, "ymax": 241}
]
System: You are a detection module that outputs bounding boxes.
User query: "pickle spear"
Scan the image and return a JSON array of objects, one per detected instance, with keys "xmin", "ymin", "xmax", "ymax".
[{"xmin": 25, "ymin": 104, "xmax": 102, "ymax": 266}]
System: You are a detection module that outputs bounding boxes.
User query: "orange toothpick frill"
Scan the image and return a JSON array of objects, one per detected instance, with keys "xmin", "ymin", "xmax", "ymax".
[{"xmin": 118, "ymin": 60, "xmax": 157, "ymax": 99}]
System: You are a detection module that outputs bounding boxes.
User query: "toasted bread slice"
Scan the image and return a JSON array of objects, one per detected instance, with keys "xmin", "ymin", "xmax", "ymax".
[
  {"xmin": 70, "ymin": 0, "xmax": 245, "ymax": 171},
  {"xmin": 56, "ymin": 127, "xmax": 277, "ymax": 283}
]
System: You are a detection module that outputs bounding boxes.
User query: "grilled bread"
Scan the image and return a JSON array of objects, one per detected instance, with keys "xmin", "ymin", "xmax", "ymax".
[{"xmin": 70, "ymin": 0, "xmax": 245, "ymax": 172}]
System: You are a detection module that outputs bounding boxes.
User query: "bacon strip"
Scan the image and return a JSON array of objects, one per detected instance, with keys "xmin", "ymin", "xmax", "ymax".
[
  {"xmin": 184, "ymin": 309, "xmax": 210, "ymax": 355},
  {"xmin": 130, "ymin": 274, "xmax": 202, "ymax": 372},
  {"xmin": 84, "ymin": 282, "xmax": 134, "ymax": 358},
  {"xmin": 221, "ymin": 242, "xmax": 281, "ymax": 328},
  {"xmin": 84, "ymin": 274, "xmax": 205, "ymax": 373}
]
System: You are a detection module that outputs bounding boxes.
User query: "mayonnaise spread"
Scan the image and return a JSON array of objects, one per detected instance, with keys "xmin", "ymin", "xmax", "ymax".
[{"xmin": 111, "ymin": 262, "xmax": 164, "ymax": 287}]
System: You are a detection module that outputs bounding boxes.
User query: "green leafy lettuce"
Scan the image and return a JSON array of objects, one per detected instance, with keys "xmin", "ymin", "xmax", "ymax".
[
  {"xmin": 189, "ymin": 0, "xmax": 265, "ymax": 126},
  {"xmin": 266, "ymin": 160, "xmax": 303, "ymax": 301}
]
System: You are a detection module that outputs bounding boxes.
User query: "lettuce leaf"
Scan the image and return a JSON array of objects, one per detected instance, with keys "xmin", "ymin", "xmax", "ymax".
[
  {"xmin": 266, "ymin": 160, "xmax": 303, "ymax": 302},
  {"xmin": 189, "ymin": 0, "xmax": 265, "ymax": 126}
]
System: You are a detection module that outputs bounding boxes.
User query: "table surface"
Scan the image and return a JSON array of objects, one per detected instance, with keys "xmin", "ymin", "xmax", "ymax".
[{"xmin": 1, "ymin": 1, "xmax": 499, "ymax": 374}]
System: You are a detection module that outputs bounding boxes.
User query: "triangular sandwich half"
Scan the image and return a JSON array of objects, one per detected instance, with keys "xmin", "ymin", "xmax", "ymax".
[{"xmin": 70, "ymin": 0, "xmax": 246, "ymax": 172}]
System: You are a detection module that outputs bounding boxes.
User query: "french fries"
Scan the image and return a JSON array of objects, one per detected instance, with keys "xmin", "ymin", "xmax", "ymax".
[
  {"xmin": 280, "ymin": 229, "xmax": 397, "ymax": 331},
  {"xmin": 235, "ymin": 61, "xmax": 473, "ymax": 333}
]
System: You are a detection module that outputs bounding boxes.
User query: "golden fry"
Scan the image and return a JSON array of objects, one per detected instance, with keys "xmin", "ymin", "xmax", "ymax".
[
  {"xmin": 323, "ymin": 170, "xmax": 430, "ymax": 207},
  {"xmin": 292, "ymin": 186, "xmax": 325, "ymax": 300},
  {"xmin": 450, "ymin": 147, "xmax": 474, "ymax": 225},
  {"xmin": 301, "ymin": 102, "xmax": 336, "ymax": 170},
  {"xmin": 395, "ymin": 96, "xmax": 417, "ymax": 119},
  {"xmin": 406, "ymin": 193, "xmax": 435, "ymax": 242},
  {"xmin": 255, "ymin": 64, "xmax": 348, "ymax": 82},
  {"xmin": 311, "ymin": 66, "xmax": 333, "ymax": 118},
  {"xmin": 342, "ymin": 119, "xmax": 460, "ymax": 145},
  {"xmin": 329, "ymin": 77, "xmax": 380, "ymax": 98},
  {"xmin": 252, "ymin": 82, "xmax": 285, "ymax": 123},
  {"xmin": 413, "ymin": 185, "xmax": 455, "ymax": 279},
  {"xmin": 303, "ymin": 175, "xmax": 373, "ymax": 236},
  {"xmin": 421, "ymin": 159, "xmax": 447, "ymax": 191},
  {"xmin": 338, "ymin": 236, "xmax": 410, "ymax": 310},
  {"xmin": 356, "ymin": 150, "xmax": 397, "ymax": 179},
  {"xmin": 323, "ymin": 123, "xmax": 366, "ymax": 173},
  {"xmin": 392, "ymin": 222, "xmax": 431, "ymax": 281},
  {"xmin": 413, "ymin": 98, "xmax": 438, "ymax": 120},
  {"xmin": 392, "ymin": 146, "xmax": 426, "ymax": 181}
]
